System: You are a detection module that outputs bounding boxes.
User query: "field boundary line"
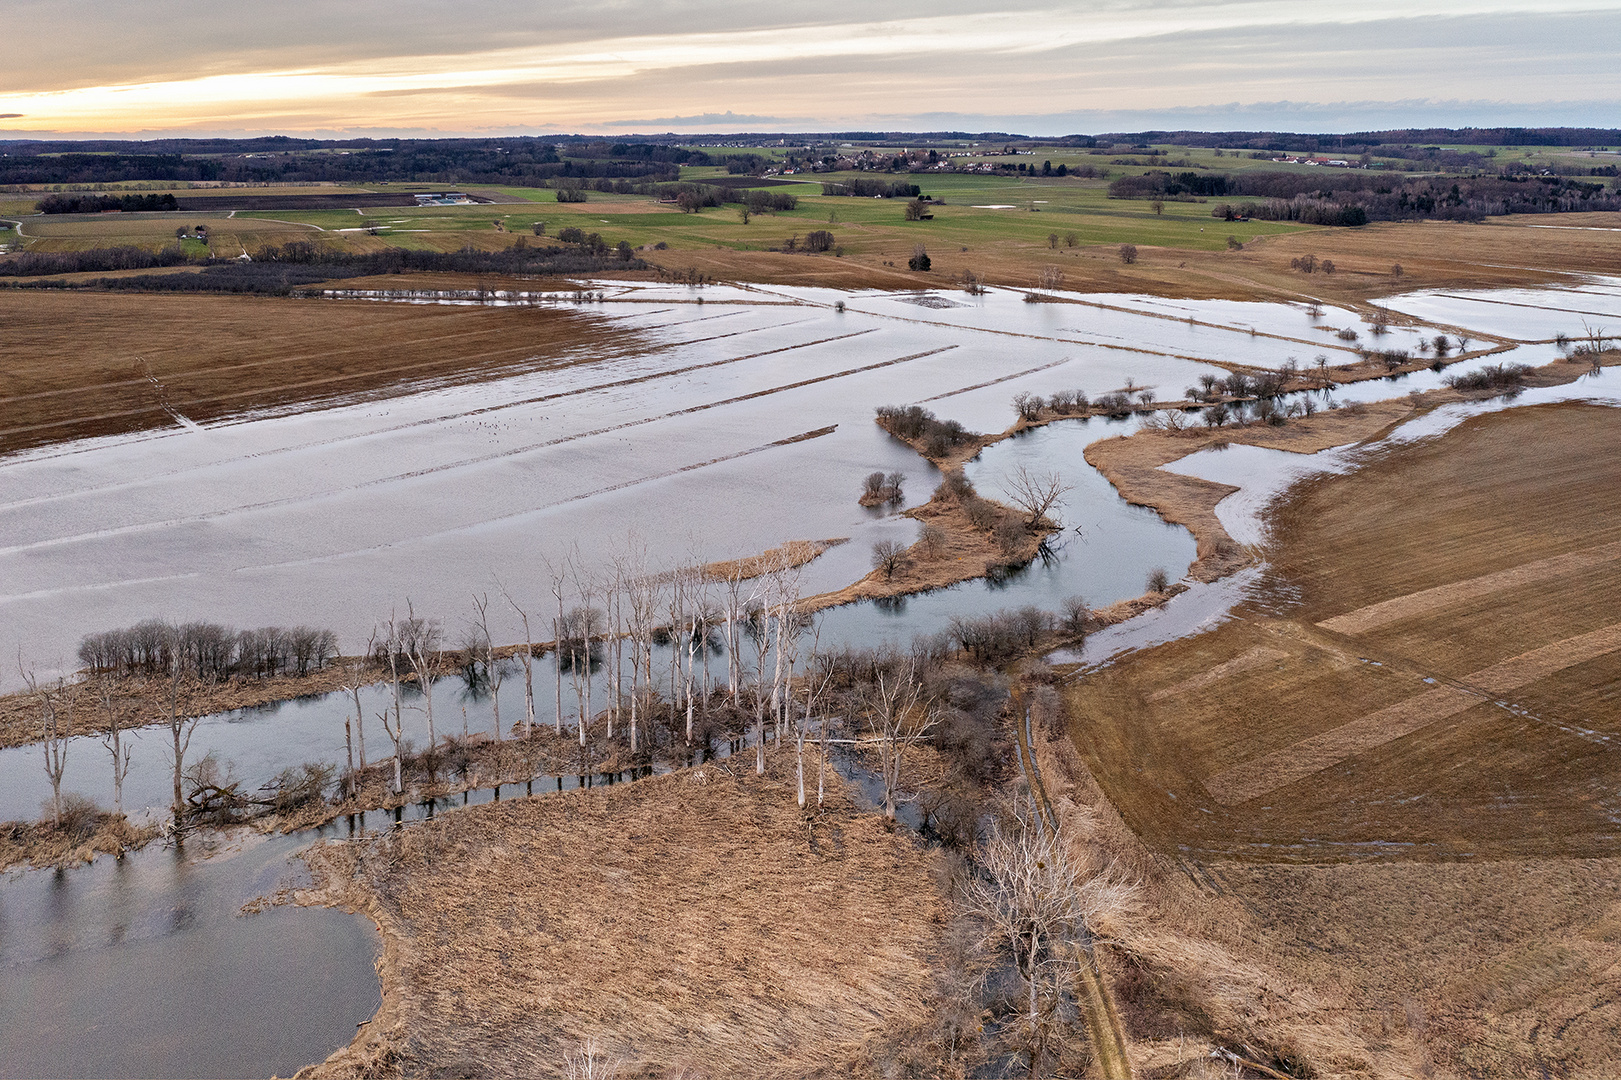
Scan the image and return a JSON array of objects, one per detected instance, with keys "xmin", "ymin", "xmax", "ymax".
[
  {"xmin": 1205, "ymin": 620, "xmax": 1621, "ymax": 804},
  {"xmin": 1317, "ymin": 539, "xmax": 1621, "ymax": 636},
  {"xmin": 1147, "ymin": 647, "xmax": 1288, "ymax": 702}
]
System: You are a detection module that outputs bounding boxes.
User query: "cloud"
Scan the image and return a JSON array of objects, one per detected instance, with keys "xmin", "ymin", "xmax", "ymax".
[
  {"xmin": 604, "ymin": 111, "xmax": 815, "ymax": 129},
  {"xmin": 2, "ymin": 3, "xmax": 1619, "ymax": 134}
]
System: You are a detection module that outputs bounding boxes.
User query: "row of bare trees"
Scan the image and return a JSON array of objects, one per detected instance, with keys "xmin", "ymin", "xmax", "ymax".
[
  {"xmin": 22, "ymin": 642, "xmax": 196, "ymax": 830},
  {"xmin": 77, "ymin": 619, "xmax": 337, "ymax": 681}
]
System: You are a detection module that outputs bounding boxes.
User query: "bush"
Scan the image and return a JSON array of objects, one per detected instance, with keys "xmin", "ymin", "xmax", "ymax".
[
  {"xmin": 1444, "ymin": 362, "xmax": 1532, "ymax": 391},
  {"xmin": 993, "ymin": 519, "xmax": 1025, "ymax": 555},
  {"xmin": 919, "ymin": 523, "xmax": 947, "ymax": 559},
  {"xmin": 875, "ymin": 404, "xmax": 973, "ymax": 452},
  {"xmin": 1147, "ymin": 567, "xmax": 1170, "ymax": 593},
  {"xmin": 908, "ymin": 244, "xmax": 931, "ymax": 271},
  {"xmin": 270, "ymin": 762, "xmax": 336, "ymax": 812},
  {"xmin": 1060, "ymin": 595, "xmax": 1090, "ymax": 635},
  {"xmin": 803, "ymin": 229, "xmax": 834, "ymax": 253},
  {"xmin": 934, "ymin": 472, "xmax": 975, "ymax": 502},
  {"xmin": 555, "ymin": 187, "xmax": 587, "ymax": 203},
  {"xmin": 1118, "ymin": 243, "xmax": 1138, "ymax": 264},
  {"xmin": 964, "ymin": 497, "xmax": 1000, "ymax": 530},
  {"xmin": 55, "ymin": 794, "xmax": 103, "ymax": 839}
]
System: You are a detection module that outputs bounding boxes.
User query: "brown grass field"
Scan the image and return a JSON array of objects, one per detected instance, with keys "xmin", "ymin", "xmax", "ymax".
[
  {"xmin": 299, "ymin": 752, "xmax": 954, "ymax": 1080},
  {"xmin": 629, "ymin": 213, "xmax": 1621, "ymax": 304},
  {"xmin": 1056, "ymin": 402, "xmax": 1621, "ymax": 1078},
  {"xmin": 0, "ymin": 290, "xmax": 640, "ymax": 454}
]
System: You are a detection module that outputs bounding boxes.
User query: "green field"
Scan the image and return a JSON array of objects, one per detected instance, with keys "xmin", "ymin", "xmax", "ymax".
[{"xmin": 25, "ymin": 133, "xmax": 1606, "ymax": 263}]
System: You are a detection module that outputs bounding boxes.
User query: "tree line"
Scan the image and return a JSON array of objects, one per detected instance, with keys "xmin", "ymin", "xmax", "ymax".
[
  {"xmin": 77, "ymin": 618, "xmax": 338, "ymax": 680},
  {"xmin": 0, "ymin": 242, "xmax": 644, "ymax": 294},
  {"xmin": 36, "ymin": 192, "xmax": 179, "ymax": 214},
  {"xmin": 0, "ymin": 138, "xmax": 718, "ymax": 187},
  {"xmin": 1112, "ymin": 168, "xmax": 1621, "ymax": 224}
]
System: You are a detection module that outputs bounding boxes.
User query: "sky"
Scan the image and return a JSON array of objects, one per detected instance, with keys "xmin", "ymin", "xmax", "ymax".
[{"xmin": 3, "ymin": 0, "xmax": 1619, "ymax": 137}]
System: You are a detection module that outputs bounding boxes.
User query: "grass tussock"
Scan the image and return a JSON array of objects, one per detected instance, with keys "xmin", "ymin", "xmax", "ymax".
[{"xmin": 0, "ymin": 798, "xmax": 157, "ymax": 869}]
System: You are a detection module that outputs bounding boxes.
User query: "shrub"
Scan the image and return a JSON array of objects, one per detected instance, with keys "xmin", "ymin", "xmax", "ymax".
[
  {"xmin": 270, "ymin": 763, "xmax": 336, "ymax": 812},
  {"xmin": 964, "ymin": 497, "xmax": 999, "ymax": 530},
  {"xmin": 803, "ymin": 230, "xmax": 834, "ymax": 253},
  {"xmin": 919, "ymin": 524, "xmax": 947, "ymax": 559},
  {"xmin": 1444, "ymin": 362, "xmax": 1532, "ymax": 391},
  {"xmin": 1060, "ymin": 595, "xmax": 1090, "ymax": 635},
  {"xmin": 993, "ymin": 519, "xmax": 1026, "ymax": 555},
  {"xmin": 555, "ymin": 187, "xmax": 587, "ymax": 203},
  {"xmin": 875, "ymin": 404, "xmax": 974, "ymax": 451},
  {"xmin": 908, "ymin": 244, "xmax": 931, "ymax": 271},
  {"xmin": 935, "ymin": 472, "xmax": 975, "ymax": 501},
  {"xmin": 1118, "ymin": 243, "xmax": 1138, "ymax": 264},
  {"xmin": 1147, "ymin": 567, "xmax": 1170, "ymax": 593}
]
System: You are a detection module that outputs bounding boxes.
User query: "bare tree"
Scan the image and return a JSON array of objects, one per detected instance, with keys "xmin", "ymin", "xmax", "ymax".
[
  {"xmin": 470, "ymin": 592, "xmax": 505, "ymax": 741},
  {"xmin": 856, "ymin": 655, "xmax": 937, "ymax": 819},
  {"xmin": 544, "ymin": 553, "xmax": 570, "ymax": 737},
  {"xmin": 98, "ymin": 674, "xmax": 132, "ymax": 817},
  {"xmin": 796, "ymin": 628, "xmax": 835, "ymax": 809},
  {"xmin": 500, "ymin": 583, "xmax": 538, "ymax": 739},
  {"xmin": 871, "ymin": 539, "xmax": 905, "ymax": 580},
  {"xmin": 560, "ymin": 1038, "xmax": 622, "ymax": 1079},
  {"xmin": 403, "ymin": 602, "xmax": 444, "ymax": 759},
  {"xmin": 379, "ymin": 611, "xmax": 408, "ymax": 795},
  {"xmin": 962, "ymin": 810, "xmax": 1138, "ymax": 1076},
  {"xmin": 570, "ymin": 558, "xmax": 601, "ymax": 748},
  {"xmin": 21, "ymin": 663, "xmax": 71, "ymax": 827},
  {"xmin": 158, "ymin": 630, "xmax": 196, "ymax": 824},
  {"xmin": 745, "ymin": 603, "xmax": 773, "ymax": 772},
  {"xmin": 1003, "ymin": 465, "xmax": 1071, "ymax": 528},
  {"xmin": 621, "ymin": 539, "xmax": 658, "ymax": 754},
  {"xmin": 337, "ymin": 632, "xmax": 374, "ymax": 799}
]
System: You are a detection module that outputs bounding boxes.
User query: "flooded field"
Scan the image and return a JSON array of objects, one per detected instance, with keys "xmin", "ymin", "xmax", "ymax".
[
  {"xmin": 2, "ymin": 278, "xmax": 1615, "ymax": 1078},
  {"xmin": 1, "ymin": 281, "xmax": 1457, "ymax": 688}
]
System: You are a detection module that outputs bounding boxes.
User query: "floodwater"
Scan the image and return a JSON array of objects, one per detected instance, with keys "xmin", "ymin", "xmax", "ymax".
[
  {"xmin": 1, "ymin": 278, "xmax": 1613, "ymax": 1078},
  {"xmin": 0, "ymin": 829, "xmax": 379, "ymax": 1080}
]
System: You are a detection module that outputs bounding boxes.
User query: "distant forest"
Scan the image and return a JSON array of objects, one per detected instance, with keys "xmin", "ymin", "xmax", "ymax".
[
  {"xmin": 0, "ymin": 138, "xmax": 714, "ymax": 187},
  {"xmin": 1108, "ymin": 169, "xmax": 1621, "ymax": 224},
  {"xmin": 0, "ymin": 243, "xmax": 644, "ymax": 295}
]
